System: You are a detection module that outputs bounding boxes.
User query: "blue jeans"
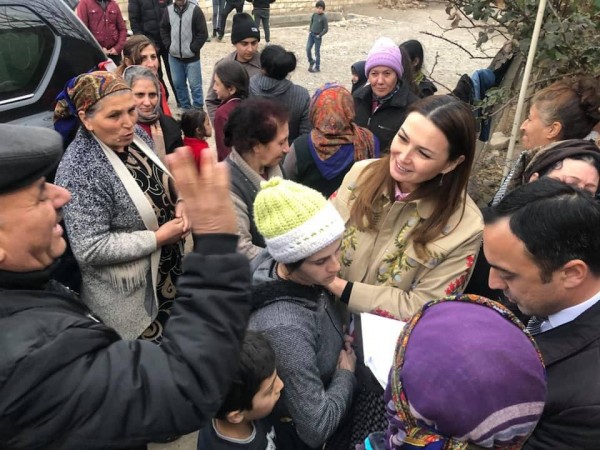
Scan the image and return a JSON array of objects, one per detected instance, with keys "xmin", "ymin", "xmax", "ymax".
[
  {"xmin": 212, "ymin": 0, "xmax": 225, "ymax": 32},
  {"xmin": 306, "ymin": 32, "xmax": 322, "ymax": 69},
  {"xmin": 168, "ymin": 55, "xmax": 203, "ymax": 109}
]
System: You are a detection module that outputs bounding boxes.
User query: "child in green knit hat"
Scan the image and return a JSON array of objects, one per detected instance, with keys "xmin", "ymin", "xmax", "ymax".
[{"xmin": 248, "ymin": 177, "xmax": 356, "ymax": 449}]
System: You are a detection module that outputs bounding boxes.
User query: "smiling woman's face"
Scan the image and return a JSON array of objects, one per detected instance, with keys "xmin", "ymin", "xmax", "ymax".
[{"xmin": 79, "ymin": 91, "xmax": 137, "ymax": 152}]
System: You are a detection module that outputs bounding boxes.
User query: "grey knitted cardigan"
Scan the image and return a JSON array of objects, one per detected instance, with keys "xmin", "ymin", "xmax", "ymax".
[
  {"xmin": 248, "ymin": 252, "xmax": 355, "ymax": 448},
  {"xmin": 55, "ymin": 127, "xmax": 159, "ymax": 339},
  {"xmin": 249, "ymin": 73, "xmax": 311, "ymax": 143}
]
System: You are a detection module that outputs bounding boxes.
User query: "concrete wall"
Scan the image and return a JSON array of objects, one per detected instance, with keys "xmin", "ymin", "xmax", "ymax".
[{"xmin": 116, "ymin": 0, "xmax": 376, "ymax": 27}]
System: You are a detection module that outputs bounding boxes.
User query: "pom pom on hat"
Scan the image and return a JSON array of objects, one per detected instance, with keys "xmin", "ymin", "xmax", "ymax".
[
  {"xmin": 254, "ymin": 178, "xmax": 345, "ymax": 263},
  {"xmin": 231, "ymin": 12, "xmax": 260, "ymax": 44},
  {"xmin": 365, "ymin": 37, "xmax": 403, "ymax": 81}
]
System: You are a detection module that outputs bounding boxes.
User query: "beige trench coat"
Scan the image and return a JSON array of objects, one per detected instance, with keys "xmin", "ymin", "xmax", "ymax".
[{"xmin": 331, "ymin": 160, "xmax": 483, "ymax": 321}]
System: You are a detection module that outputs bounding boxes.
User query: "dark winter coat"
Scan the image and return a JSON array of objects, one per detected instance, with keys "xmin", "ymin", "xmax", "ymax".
[
  {"xmin": 77, "ymin": 0, "xmax": 127, "ymax": 53},
  {"xmin": 353, "ymin": 82, "xmax": 419, "ymax": 153},
  {"xmin": 523, "ymin": 299, "xmax": 600, "ymax": 449},
  {"xmin": 249, "ymin": 73, "xmax": 310, "ymax": 143},
  {"xmin": 128, "ymin": 0, "xmax": 172, "ymax": 47},
  {"xmin": 247, "ymin": 0, "xmax": 275, "ymax": 9},
  {"xmin": 0, "ymin": 235, "xmax": 251, "ymax": 449}
]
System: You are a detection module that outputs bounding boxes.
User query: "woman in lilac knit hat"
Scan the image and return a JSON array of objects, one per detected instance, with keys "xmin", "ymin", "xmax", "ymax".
[{"xmin": 353, "ymin": 37, "xmax": 420, "ymax": 153}]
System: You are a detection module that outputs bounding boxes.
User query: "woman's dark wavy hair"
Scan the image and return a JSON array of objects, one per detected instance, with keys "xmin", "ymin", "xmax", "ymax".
[
  {"xmin": 215, "ymin": 60, "xmax": 250, "ymax": 100},
  {"xmin": 224, "ymin": 98, "xmax": 290, "ymax": 155},
  {"xmin": 349, "ymin": 95, "xmax": 476, "ymax": 258}
]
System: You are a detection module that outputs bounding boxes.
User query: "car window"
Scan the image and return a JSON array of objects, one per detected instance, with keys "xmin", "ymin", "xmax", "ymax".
[{"xmin": 0, "ymin": 5, "xmax": 55, "ymax": 103}]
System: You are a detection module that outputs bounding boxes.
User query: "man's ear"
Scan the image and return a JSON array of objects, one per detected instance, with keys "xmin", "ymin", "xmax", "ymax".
[
  {"xmin": 225, "ymin": 410, "xmax": 245, "ymax": 424},
  {"xmin": 561, "ymin": 259, "xmax": 588, "ymax": 289}
]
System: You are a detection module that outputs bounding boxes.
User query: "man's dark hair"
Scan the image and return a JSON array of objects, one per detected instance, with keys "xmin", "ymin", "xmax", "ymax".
[
  {"xmin": 215, "ymin": 331, "xmax": 276, "ymax": 419},
  {"xmin": 483, "ymin": 178, "xmax": 600, "ymax": 282}
]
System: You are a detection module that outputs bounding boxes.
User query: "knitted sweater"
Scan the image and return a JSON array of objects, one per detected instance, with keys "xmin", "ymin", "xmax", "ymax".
[
  {"xmin": 248, "ymin": 252, "xmax": 356, "ymax": 449},
  {"xmin": 55, "ymin": 128, "xmax": 160, "ymax": 339},
  {"xmin": 249, "ymin": 74, "xmax": 310, "ymax": 143}
]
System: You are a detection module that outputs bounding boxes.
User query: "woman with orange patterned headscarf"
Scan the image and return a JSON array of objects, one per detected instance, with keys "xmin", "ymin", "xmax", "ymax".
[{"xmin": 283, "ymin": 83, "xmax": 380, "ymax": 198}]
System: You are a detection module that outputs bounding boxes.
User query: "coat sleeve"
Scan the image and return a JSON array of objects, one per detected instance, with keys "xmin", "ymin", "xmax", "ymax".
[
  {"xmin": 113, "ymin": 4, "xmax": 128, "ymax": 53},
  {"xmin": 205, "ymin": 64, "xmax": 221, "ymax": 123},
  {"xmin": 190, "ymin": 7, "xmax": 208, "ymax": 55},
  {"xmin": 320, "ymin": 15, "xmax": 328, "ymax": 36},
  {"xmin": 231, "ymin": 192, "xmax": 263, "ymax": 260},
  {"xmin": 128, "ymin": 0, "xmax": 142, "ymax": 34},
  {"xmin": 347, "ymin": 233, "xmax": 481, "ymax": 320},
  {"xmin": 214, "ymin": 107, "xmax": 229, "ymax": 161},
  {"xmin": 60, "ymin": 171, "xmax": 157, "ymax": 267},
  {"xmin": 40, "ymin": 236, "xmax": 252, "ymax": 447},
  {"xmin": 160, "ymin": 10, "xmax": 172, "ymax": 53},
  {"xmin": 263, "ymin": 321, "xmax": 355, "ymax": 448}
]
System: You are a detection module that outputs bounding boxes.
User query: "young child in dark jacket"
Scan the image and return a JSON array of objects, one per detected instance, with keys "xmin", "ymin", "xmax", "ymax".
[
  {"xmin": 306, "ymin": 0, "xmax": 328, "ymax": 73},
  {"xmin": 197, "ymin": 331, "xmax": 283, "ymax": 449}
]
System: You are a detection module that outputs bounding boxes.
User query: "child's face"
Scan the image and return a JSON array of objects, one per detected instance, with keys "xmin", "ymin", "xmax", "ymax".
[
  {"xmin": 245, "ymin": 370, "xmax": 284, "ymax": 421},
  {"xmin": 213, "ymin": 74, "xmax": 233, "ymax": 102},
  {"xmin": 315, "ymin": 6, "xmax": 324, "ymax": 13},
  {"xmin": 351, "ymin": 69, "xmax": 359, "ymax": 85},
  {"xmin": 201, "ymin": 114, "xmax": 212, "ymax": 138}
]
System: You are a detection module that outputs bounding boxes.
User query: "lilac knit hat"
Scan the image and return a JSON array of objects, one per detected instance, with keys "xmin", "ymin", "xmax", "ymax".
[
  {"xmin": 365, "ymin": 37, "xmax": 404, "ymax": 80},
  {"xmin": 385, "ymin": 294, "xmax": 546, "ymax": 449}
]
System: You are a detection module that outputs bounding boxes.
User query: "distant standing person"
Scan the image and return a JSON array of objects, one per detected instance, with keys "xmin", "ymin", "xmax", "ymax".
[
  {"xmin": 160, "ymin": 0, "xmax": 208, "ymax": 110},
  {"xmin": 206, "ymin": 13, "xmax": 262, "ymax": 122},
  {"xmin": 211, "ymin": 0, "xmax": 226, "ymax": 39},
  {"xmin": 306, "ymin": 0, "xmax": 328, "ymax": 73},
  {"xmin": 77, "ymin": 0, "xmax": 127, "ymax": 65},
  {"xmin": 248, "ymin": 0, "xmax": 275, "ymax": 44},
  {"xmin": 217, "ymin": 0, "xmax": 245, "ymax": 41},
  {"xmin": 128, "ymin": 0, "xmax": 178, "ymax": 104}
]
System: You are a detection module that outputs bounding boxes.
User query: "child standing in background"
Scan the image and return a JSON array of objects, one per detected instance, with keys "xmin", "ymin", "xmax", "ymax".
[
  {"xmin": 306, "ymin": 0, "xmax": 328, "ymax": 73},
  {"xmin": 181, "ymin": 109, "xmax": 212, "ymax": 166}
]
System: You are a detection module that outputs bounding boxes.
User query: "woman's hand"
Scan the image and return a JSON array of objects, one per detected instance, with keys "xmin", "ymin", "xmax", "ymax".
[
  {"xmin": 337, "ymin": 346, "xmax": 357, "ymax": 373},
  {"xmin": 175, "ymin": 200, "xmax": 191, "ymax": 236},
  {"xmin": 155, "ymin": 218, "xmax": 185, "ymax": 247},
  {"xmin": 326, "ymin": 276, "xmax": 348, "ymax": 297}
]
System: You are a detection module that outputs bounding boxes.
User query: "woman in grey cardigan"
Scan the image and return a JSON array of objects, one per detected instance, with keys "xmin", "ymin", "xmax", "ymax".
[
  {"xmin": 54, "ymin": 72, "xmax": 188, "ymax": 342},
  {"xmin": 248, "ymin": 179, "xmax": 356, "ymax": 449},
  {"xmin": 249, "ymin": 45, "xmax": 310, "ymax": 144}
]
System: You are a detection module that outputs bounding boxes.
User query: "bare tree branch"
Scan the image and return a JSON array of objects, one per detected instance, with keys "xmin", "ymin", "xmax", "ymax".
[{"xmin": 420, "ymin": 30, "xmax": 493, "ymax": 59}]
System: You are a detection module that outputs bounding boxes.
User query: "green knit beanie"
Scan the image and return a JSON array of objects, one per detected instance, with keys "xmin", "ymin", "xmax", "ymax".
[{"xmin": 254, "ymin": 178, "xmax": 345, "ymax": 263}]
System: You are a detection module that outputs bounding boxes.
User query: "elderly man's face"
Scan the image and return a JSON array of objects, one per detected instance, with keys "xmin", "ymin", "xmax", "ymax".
[{"xmin": 0, "ymin": 178, "xmax": 71, "ymax": 272}]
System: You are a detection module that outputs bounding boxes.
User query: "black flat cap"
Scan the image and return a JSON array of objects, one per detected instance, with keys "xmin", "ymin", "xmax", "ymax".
[{"xmin": 0, "ymin": 124, "xmax": 63, "ymax": 194}]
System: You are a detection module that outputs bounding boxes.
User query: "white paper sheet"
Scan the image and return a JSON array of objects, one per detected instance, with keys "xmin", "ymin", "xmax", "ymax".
[{"xmin": 361, "ymin": 313, "xmax": 407, "ymax": 389}]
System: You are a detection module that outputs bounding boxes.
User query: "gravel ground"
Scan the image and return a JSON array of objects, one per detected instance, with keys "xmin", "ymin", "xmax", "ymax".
[{"xmin": 152, "ymin": 4, "xmax": 499, "ymax": 449}]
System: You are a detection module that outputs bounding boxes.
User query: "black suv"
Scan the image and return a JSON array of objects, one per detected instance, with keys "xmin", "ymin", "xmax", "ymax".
[{"xmin": 0, "ymin": 0, "xmax": 107, "ymax": 127}]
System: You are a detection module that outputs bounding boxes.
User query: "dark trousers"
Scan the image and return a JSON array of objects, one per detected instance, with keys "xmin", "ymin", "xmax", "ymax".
[
  {"xmin": 218, "ymin": 1, "xmax": 243, "ymax": 38},
  {"xmin": 253, "ymin": 8, "xmax": 270, "ymax": 42},
  {"xmin": 158, "ymin": 45, "xmax": 178, "ymax": 104},
  {"xmin": 212, "ymin": 0, "xmax": 226, "ymax": 32}
]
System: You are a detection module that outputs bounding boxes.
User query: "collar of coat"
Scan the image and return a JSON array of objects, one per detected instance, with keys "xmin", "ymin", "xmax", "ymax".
[
  {"xmin": 354, "ymin": 80, "xmax": 415, "ymax": 109},
  {"xmin": 230, "ymin": 50, "xmax": 262, "ymax": 70},
  {"xmin": 535, "ymin": 299, "xmax": 600, "ymax": 366}
]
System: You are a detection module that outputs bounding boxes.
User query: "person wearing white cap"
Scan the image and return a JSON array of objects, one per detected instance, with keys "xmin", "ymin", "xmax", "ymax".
[
  {"xmin": 353, "ymin": 36, "xmax": 419, "ymax": 153},
  {"xmin": 248, "ymin": 178, "xmax": 356, "ymax": 449}
]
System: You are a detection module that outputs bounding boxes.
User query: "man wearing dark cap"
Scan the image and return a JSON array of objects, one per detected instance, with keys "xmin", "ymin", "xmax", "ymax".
[
  {"xmin": 205, "ymin": 12, "xmax": 261, "ymax": 122},
  {"xmin": 484, "ymin": 178, "xmax": 600, "ymax": 448},
  {"xmin": 0, "ymin": 123, "xmax": 252, "ymax": 448}
]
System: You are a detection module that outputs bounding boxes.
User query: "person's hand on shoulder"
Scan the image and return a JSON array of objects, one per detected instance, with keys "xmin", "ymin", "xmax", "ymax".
[{"xmin": 168, "ymin": 147, "xmax": 237, "ymax": 235}]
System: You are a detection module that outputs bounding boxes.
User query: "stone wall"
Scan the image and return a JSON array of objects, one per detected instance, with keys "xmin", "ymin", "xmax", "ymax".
[{"xmin": 116, "ymin": 0, "xmax": 377, "ymax": 27}]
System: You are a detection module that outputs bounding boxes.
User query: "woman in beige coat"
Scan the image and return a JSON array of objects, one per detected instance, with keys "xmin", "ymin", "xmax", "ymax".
[{"xmin": 329, "ymin": 95, "xmax": 483, "ymax": 321}]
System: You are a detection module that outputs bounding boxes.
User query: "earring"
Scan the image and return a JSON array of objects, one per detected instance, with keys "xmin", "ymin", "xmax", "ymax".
[{"xmin": 439, "ymin": 173, "xmax": 445, "ymax": 186}]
